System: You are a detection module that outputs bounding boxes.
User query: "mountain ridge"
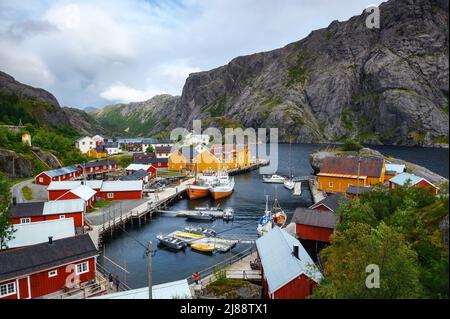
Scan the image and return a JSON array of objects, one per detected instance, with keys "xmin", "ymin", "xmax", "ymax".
[{"xmin": 92, "ymin": 0, "xmax": 449, "ymax": 146}]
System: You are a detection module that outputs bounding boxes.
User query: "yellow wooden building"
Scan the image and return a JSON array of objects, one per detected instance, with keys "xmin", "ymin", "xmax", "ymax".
[
  {"xmin": 168, "ymin": 150, "xmax": 188, "ymax": 171},
  {"xmin": 211, "ymin": 144, "xmax": 251, "ymax": 170},
  {"xmin": 317, "ymin": 157, "xmax": 386, "ymax": 193},
  {"xmin": 87, "ymin": 147, "xmax": 108, "ymax": 159}
]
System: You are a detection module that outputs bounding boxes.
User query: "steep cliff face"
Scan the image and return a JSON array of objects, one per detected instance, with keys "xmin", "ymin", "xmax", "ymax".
[
  {"xmin": 0, "ymin": 71, "xmax": 103, "ymax": 135},
  {"xmin": 93, "ymin": 0, "xmax": 449, "ymax": 146}
]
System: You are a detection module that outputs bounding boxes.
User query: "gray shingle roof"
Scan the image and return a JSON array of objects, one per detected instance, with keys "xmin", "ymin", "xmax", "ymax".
[
  {"xmin": 0, "ymin": 234, "xmax": 98, "ymax": 281},
  {"xmin": 119, "ymin": 169, "xmax": 149, "ymax": 181},
  {"xmin": 291, "ymin": 207, "xmax": 338, "ymax": 229},
  {"xmin": 346, "ymin": 185, "xmax": 372, "ymax": 195},
  {"xmin": 310, "ymin": 193, "xmax": 346, "ymax": 212},
  {"xmin": 44, "ymin": 166, "xmax": 80, "ymax": 178},
  {"xmin": 9, "ymin": 202, "xmax": 45, "ymax": 218}
]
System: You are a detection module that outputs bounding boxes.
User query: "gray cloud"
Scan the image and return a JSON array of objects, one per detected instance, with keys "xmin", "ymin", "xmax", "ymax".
[{"xmin": 0, "ymin": 0, "xmax": 383, "ymax": 108}]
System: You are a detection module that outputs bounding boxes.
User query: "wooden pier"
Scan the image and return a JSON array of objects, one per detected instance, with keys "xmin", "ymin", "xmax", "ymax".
[
  {"xmin": 87, "ymin": 178, "xmax": 194, "ymax": 248},
  {"xmin": 228, "ymin": 159, "xmax": 270, "ymax": 176}
]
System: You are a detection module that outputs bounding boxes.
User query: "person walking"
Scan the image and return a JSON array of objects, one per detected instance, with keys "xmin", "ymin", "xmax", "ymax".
[
  {"xmin": 192, "ymin": 272, "xmax": 200, "ymax": 285},
  {"xmin": 108, "ymin": 273, "xmax": 114, "ymax": 290},
  {"xmin": 115, "ymin": 275, "xmax": 120, "ymax": 291}
]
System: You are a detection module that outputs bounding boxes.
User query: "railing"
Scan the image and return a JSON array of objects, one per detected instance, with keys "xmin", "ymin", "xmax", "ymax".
[
  {"xmin": 186, "ymin": 245, "xmax": 257, "ymax": 285},
  {"xmin": 48, "ymin": 273, "xmax": 107, "ymax": 299},
  {"xmin": 96, "ymin": 262, "xmax": 132, "ymax": 292},
  {"xmin": 226, "ymin": 269, "xmax": 261, "ymax": 281}
]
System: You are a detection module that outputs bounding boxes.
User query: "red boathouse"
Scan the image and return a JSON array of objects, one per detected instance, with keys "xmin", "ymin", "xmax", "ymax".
[
  {"xmin": 292, "ymin": 207, "xmax": 338, "ymax": 243},
  {"xmin": 35, "ymin": 166, "xmax": 82, "ymax": 186}
]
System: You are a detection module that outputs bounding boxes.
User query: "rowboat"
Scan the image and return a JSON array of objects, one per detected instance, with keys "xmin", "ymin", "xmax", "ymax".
[
  {"xmin": 186, "ymin": 212, "xmax": 214, "ymax": 221},
  {"xmin": 156, "ymin": 235, "xmax": 187, "ymax": 250},
  {"xmin": 183, "ymin": 226, "xmax": 217, "ymax": 237},
  {"xmin": 191, "ymin": 243, "xmax": 215, "ymax": 253}
]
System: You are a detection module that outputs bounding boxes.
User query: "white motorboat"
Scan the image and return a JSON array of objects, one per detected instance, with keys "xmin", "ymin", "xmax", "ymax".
[
  {"xmin": 157, "ymin": 235, "xmax": 187, "ymax": 250},
  {"xmin": 262, "ymin": 174, "xmax": 286, "ymax": 183},
  {"xmin": 257, "ymin": 195, "xmax": 273, "ymax": 237},
  {"xmin": 283, "ymin": 179, "xmax": 295, "ymax": 190},
  {"xmin": 223, "ymin": 208, "xmax": 234, "ymax": 221},
  {"xmin": 209, "ymin": 171, "xmax": 235, "ymax": 200},
  {"xmin": 183, "ymin": 226, "xmax": 217, "ymax": 237}
]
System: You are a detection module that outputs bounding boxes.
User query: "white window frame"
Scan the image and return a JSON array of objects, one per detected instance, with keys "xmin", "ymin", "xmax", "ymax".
[
  {"xmin": 39, "ymin": 177, "xmax": 44, "ymax": 183},
  {"xmin": 20, "ymin": 218, "xmax": 31, "ymax": 224},
  {"xmin": 107, "ymin": 193, "xmax": 114, "ymax": 199},
  {"xmin": 48, "ymin": 270, "xmax": 58, "ymax": 278},
  {"xmin": 75, "ymin": 261, "xmax": 89, "ymax": 275},
  {"xmin": 328, "ymin": 181, "xmax": 334, "ymax": 188},
  {"xmin": 0, "ymin": 282, "xmax": 16, "ymax": 297},
  {"xmin": 59, "ymin": 215, "xmax": 66, "ymax": 219}
]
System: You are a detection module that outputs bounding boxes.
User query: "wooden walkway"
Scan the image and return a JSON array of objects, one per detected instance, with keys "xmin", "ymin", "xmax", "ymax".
[{"xmin": 228, "ymin": 160, "xmax": 270, "ymax": 176}]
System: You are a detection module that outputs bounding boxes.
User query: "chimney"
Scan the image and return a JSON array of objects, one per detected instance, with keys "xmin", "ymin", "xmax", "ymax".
[
  {"xmin": 48, "ymin": 236, "xmax": 53, "ymax": 245},
  {"xmin": 293, "ymin": 245, "xmax": 299, "ymax": 259}
]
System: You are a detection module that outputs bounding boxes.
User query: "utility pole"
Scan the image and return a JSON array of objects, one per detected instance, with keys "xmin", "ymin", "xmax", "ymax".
[
  {"xmin": 148, "ymin": 241, "xmax": 152, "ymax": 299},
  {"xmin": 356, "ymin": 152, "xmax": 361, "ymax": 198}
]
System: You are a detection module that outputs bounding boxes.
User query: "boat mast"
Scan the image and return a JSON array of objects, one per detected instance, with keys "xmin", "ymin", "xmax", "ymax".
[{"xmin": 289, "ymin": 139, "xmax": 292, "ymax": 179}]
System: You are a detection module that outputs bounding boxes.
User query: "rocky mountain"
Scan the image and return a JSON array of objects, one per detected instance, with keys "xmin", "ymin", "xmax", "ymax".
[
  {"xmin": 93, "ymin": 0, "xmax": 449, "ymax": 146},
  {"xmin": 0, "ymin": 71, "xmax": 103, "ymax": 135}
]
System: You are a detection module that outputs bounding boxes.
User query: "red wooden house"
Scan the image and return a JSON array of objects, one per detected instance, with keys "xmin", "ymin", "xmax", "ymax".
[
  {"xmin": 35, "ymin": 166, "xmax": 82, "ymax": 186},
  {"xmin": 54, "ymin": 185, "xmax": 97, "ymax": 209},
  {"xmin": 79, "ymin": 160, "xmax": 117, "ymax": 175},
  {"xmin": 9, "ymin": 199, "xmax": 86, "ymax": 228},
  {"xmin": 0, "ymin": 234, "xmax": 99, "ymax": 299},
  {"xmin": 255, "ymin": 227, "xmax": 322, "ymax": 299},
  {"xmin": 134, "ymin": 157, "xmax": 168, "ymax": 168},
  {"xmin": 47, "ymin": 181, "xmax": 102, "ymax": 200},
  {"xmin": 388, "ymin": 172, "xmax": 439, "ymax": 195},
  {"xmin": 292, "ymin": 207, "xmax": 338, "ymax": 243},
  {"xmin": 98, "ymin": 180, "xmax": 143, "ymax": 200}
]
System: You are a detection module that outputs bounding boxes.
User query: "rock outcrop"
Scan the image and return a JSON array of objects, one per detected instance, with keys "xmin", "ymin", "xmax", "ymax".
[{"xmin": 93, "ymin": 0, "xmax": 449, "ymax": 146}]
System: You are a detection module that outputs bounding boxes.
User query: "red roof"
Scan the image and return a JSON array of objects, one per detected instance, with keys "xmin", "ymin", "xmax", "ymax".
[{"xmin": 319, "ymin": 156, "xmax": 384, "ymax": 178}]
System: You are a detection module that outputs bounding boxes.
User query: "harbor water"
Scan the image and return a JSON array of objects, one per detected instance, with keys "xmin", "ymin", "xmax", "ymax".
[{"xmin": 99, "ymin": 144, "xmax": 449, "ymax": 288}]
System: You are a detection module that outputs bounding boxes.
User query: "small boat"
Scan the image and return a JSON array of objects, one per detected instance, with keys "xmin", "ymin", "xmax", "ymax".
[
  {"xmin": 191, "ymin": 243, "xmax": 215, "ymax": 253},
  {"xmin": 223, "ymin": 208, "xmax": 234, "ymax": 221},
  {"xmin": 156, "ymin": 235, "xmax": 187, "ymax": 250},
  {"xmin": 209, "ymin": 171, "xmax": 235, "ymax": 200},
  {"xmin": 283, "ymin": 179, "xmax": 295, "ymax": 190},
  {"xmin": 172, "ymin": 231, "xmax": 205, "ymax": 242},
  {"xmin": 262, "ymin": 174, "xmax": 285, "ymax": 183},
  {"xmin": 186, "ymin": 212, "xmax": 214, "ymax": 221},
  {"xmin": 183, "ymin": 226, "xmax": 217, "ymax": 237},
  {"xmin": 194, "ymin": 205, "xmax": 222, "ymax": 212},
  {"xmin": 272, "ymin": 190, "xmax": 287, "ymax": 227},
  {"xmin": 257, "ymin": 195, "xmax": 273, "ymax": 237}
]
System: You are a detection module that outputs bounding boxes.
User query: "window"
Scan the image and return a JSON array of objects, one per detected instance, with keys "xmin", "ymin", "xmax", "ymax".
[
  {"xmin": 76, "ymin": 261, "xmax": 89, "ymax": 275},
  {"xmin": 328, "ymin": 181, "xmax": 334, "ymax": 188},
  {"xmin": 20, "ymin": 218, "xmax": 31, "ymax": 224},
  {"xmin": 48, "ymin": 270, "xmax": 58, "ymax": 278},
  {"xmin": 59, "ymin": 215, "xmax": 65, "ymax": 219},
  {"xmin": 82, "ymin": 142, "xmax": 85, "ymax": 145},
  {"xmin": 0, "ymin": 282, "xmax": 16, "ymax": 297},
  {"xmin": 107, "ymin": 193, "xmax": 114, "ymax": 199},
  {"xmin": 38, "ymin": 177, "xmax": 44, "ymax": 183}
]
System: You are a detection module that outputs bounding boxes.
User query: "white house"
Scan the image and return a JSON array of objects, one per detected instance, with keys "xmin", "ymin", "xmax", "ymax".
[
  {"xmin": 104, "ymin": 142, "xmax": 120, "ymax": 155},
  {"xmin": 75, "ymin": 136, "xmax": 95, "ymax": 154},
  {"xmin": 92, "ymin": 134, "xmax": 107, "ymax": 146},
  {"xmin": 142, "ymin": 138, "xmax": 173, "ymax": 153}
]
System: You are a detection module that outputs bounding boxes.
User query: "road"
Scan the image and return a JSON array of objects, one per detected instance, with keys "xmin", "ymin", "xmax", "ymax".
[{"xmin": 10, "ymin": 178, "xmax": 47, "ymax": 203}]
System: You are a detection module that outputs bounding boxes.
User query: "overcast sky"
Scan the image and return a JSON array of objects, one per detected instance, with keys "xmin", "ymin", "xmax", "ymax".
[{"xmin": 0, "ymin": 0, "xmax": 383, "ymax": 108}]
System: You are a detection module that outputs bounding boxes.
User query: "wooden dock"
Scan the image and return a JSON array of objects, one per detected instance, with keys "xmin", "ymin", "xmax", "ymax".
[
  {"xmin": 87, "ymin": 178, "xmax": 194, "ymax": 248},
  {"xmin": 228, "ymin": 159, "xmax": 270, "ymax": 176}
]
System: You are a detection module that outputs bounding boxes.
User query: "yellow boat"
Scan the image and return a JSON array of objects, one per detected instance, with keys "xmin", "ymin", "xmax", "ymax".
[
  {"xmin": 173, "ymin": 231, "xmax": 205, "ymax": 240},
  {"xmin": 191, "ymin": 243, "xmax": 215, "ymax": 253}
]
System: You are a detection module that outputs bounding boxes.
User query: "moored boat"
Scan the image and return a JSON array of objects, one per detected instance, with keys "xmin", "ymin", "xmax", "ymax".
[
  {"xmin": 257, "ymin": 195, "xmax": 273, "ymax": 237},
  {"xmin": 186, "ymin": 212, "xmax": 214, "ymax": 221},
  {"xmin": 191, "ymin": 243, "xmax": 215, "ymax": 253},
  {"xmin": 156, "ymin": 235, "xmax": 187, "ymax": 250},
  {"xmin": 262, "ymin": 174, "xmax": 285, "ymax": 183},
  {"xmin": 223, "ymin": 208, "xmax": 234, "ymax": 221},
  {"xmin": 283, "ymin": 179, "xmax": 295, "ymax": 190},
  {"xmin": 187, "ymin": 168, "xmax": 217, "ymax": 199},
  {"xmin": 183, "ymin": 226, "xmax": 217, "ymax": 237},
  {"xmin": 209, "ymin": 171, "xmax": 234, "ymax": 200}
]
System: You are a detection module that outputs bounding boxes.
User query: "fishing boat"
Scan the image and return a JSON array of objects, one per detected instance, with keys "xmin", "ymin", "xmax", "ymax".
[
  {"xmin": 209, "ymin": 171, "xmax": 235, "ymax": 200},
  {"xmin": 191, "ymin": 243, "xmax": 215, "ymax": 253},
  {"xmin": 187, "ymin": 167, "xmax": 217, "ymax": 199},
  {"xmin": 272, "ymin": 189, "xmax": 287, "ymax": 227},
  {"xmin": 156, "ymin": 235, "xmax": 187, "ymax": 250},
  {"xmin": 262, "ymin": 174, "xmax": 285, "ymax": 183},
  {"xmin": 183, "ymin": 226, "xmax": 217, "ymax": 237},
  {"xmin": 186, "ymin": 212, "xmax": 214, "ymax": 221},
  {"xmin": 223, "ymin": 208, "xmax": 234, "ymax": 221}
]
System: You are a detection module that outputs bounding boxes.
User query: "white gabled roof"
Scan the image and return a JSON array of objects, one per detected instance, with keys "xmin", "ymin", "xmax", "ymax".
[
  {"xmin": 91, "ymin": 279, "xmax": 191, "ymax": 299},
  {"xmin": 256, "ymin": 227, "xmax": 323, "ymax": 294},
  {"xmin": 8, "ymin": 219, "xmax": 75, "ymax": 249},
  {"xmin": 100, "ymin": 180, "xmax": 143, "ymax": 192},
  {"xmin": 48, "ymin": 180, "xmax": 103, "ymax": 190},
  {"xmin": 126, "ymin": 164, "xmax": 151, "ymax": 171},
  {"xmin": 69, "ymin": 185, "xmax": 96, "ymax": 201},
  {"xmin": 385, "ymin": 163, "xmax": 406, "ymax": 174},
  {"xmin": 43, "ymin": 199, "xmax": 85, "ymax": 215},
  {"xmin": 389, "ymin": 172, "xmax": 428, "ymax": 186}
]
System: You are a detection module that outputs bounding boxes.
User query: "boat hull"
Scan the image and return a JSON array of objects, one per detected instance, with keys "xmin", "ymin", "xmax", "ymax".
[
  {"xmin": 187, "ymin": 185, "xmax": 210, "ymax": 199},
  {"xmin": 191, "ymin": 243, "xmax": 215, "ymax": 253},
  {"xmin": 210, "ymin": 189, "xmax": 233, "ymax": 200}
]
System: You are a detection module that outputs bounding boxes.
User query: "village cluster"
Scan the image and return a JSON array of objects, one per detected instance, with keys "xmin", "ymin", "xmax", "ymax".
[{"xmin": 0, "ymin": 130, "xmax": 442, "ymax": 300}]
